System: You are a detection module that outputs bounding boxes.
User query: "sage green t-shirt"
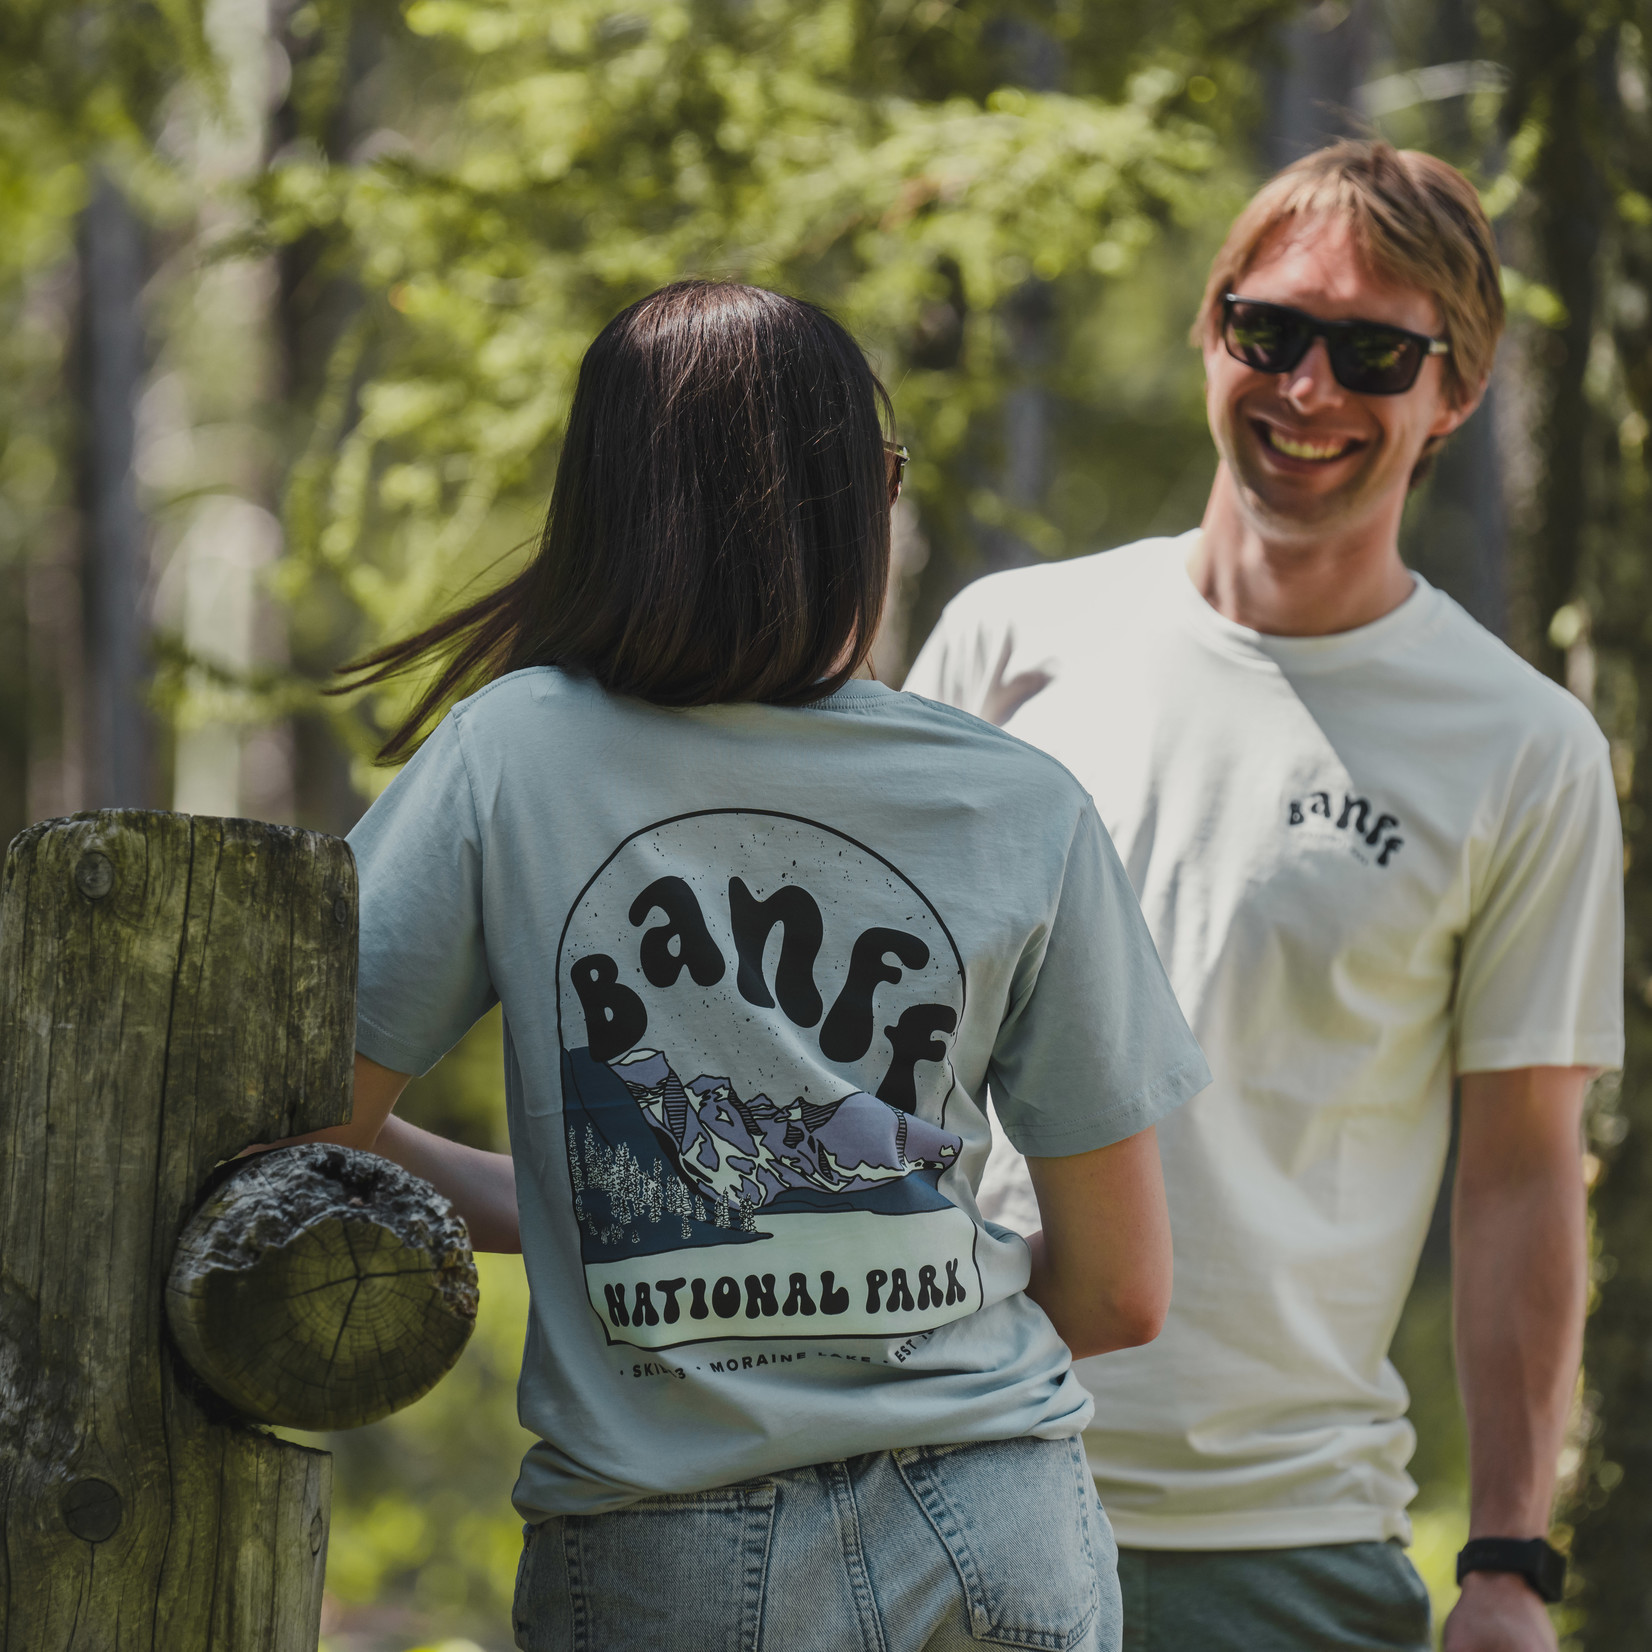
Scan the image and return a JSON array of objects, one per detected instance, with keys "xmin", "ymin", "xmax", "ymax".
[{"xmin": 348, "ymin": 667, "xmax": 1208, "ymax": 1519}]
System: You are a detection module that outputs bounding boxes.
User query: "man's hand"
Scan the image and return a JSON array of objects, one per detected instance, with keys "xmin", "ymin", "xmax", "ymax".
[
  {"xmin": 1442, "ymin": 1571, "xmax": 1557, "ymax": 1652},
  {"xmin": 980, "ymin": 634, "xmax": 1054, "ymax": 727}
]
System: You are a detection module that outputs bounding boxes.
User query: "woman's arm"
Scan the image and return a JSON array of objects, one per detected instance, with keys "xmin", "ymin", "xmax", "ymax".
[
  {"xmin": 373, "ymin": 1113, "xmax": 521, "ymax": 1253},
  {"xmin": 1023, "ymin": 1125, "xmax": 1172, "ymax": 1360},
  {"xmin": 259, "ymin": 1052, "xmax": 522, "ymax": 1254}
]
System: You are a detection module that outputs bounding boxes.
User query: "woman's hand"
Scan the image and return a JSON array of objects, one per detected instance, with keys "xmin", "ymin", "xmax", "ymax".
[{"xmin": 1022, "ymin": 1126, "xmax": 1172, "ymax": 1360}]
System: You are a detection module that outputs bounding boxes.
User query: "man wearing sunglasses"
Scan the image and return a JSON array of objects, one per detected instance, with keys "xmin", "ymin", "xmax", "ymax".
[{"xmin": 906, "ymin": 140, "xmax": 1622, "ymax": 1652}]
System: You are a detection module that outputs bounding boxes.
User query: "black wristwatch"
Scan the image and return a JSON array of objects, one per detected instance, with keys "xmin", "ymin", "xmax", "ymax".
[{"xmin": 1455, "ymin": 1537, "xmax": 1567, "ymax": 1604}]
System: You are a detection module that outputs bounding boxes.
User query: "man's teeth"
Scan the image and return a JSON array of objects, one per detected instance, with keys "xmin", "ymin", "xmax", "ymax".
[{"xmin": 1265, "ymin": 427, "xmax": 1352, "ymax": 461}]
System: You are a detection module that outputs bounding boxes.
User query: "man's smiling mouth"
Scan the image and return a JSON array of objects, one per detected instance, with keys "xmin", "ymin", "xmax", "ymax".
[{"xmin": 1256, "ymin": 421, "xmax": 1362, "ymax": 463}]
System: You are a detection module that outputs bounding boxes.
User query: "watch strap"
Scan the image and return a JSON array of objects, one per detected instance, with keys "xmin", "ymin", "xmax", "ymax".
[{"xmin": 1455, "ymin": 1537, "xmax": 1566, "ymax": 1604}]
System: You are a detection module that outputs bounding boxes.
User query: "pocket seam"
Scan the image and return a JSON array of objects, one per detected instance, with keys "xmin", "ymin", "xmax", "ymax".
[
  {"xmin": 512, "ymin": 1523, "xmax": 538, "ymax": 1652},
  {"xmin": 562, "ymin": 1484, "xmax": 778, "ymax": 1652},
  {"xmin": 897, "ymin": 1441, "xmax": 1100, "ymax": 1651}
]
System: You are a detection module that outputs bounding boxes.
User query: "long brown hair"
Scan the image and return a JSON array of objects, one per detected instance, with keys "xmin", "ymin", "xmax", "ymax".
[{"xmin": 338, "ymin": 281, "xmax": 895, "ymax": 763}]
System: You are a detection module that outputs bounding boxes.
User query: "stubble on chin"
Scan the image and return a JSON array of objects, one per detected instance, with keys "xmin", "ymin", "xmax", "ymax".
[{"xmin": 1220, "ymin": 420, "xmax": 1384, "ymax": 541}]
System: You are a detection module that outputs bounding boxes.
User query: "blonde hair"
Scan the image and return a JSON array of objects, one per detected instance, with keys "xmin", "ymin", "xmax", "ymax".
[{"xmin": 1196, "ymin": 140, "xmax": 1503, "ymax": 406}]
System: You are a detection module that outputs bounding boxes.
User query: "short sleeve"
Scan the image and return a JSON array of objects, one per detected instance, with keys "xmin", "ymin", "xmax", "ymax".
[
  {"xmin": 1455, "ymin": 750, "xmax": 1625, "ymax": 1073},
  {"xmin": 988, "ymin": 803, "xmax": 1211, "ymax": 1155},
  {"xmin": 347, "ymin": 712, "xmax": 498, "ymax": 1076}
]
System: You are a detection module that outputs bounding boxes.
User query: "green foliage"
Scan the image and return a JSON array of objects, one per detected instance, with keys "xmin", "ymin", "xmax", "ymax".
[
  {"xmin": 1438, "ymin": 7, "xmax": 1652, "ymax": 1645},
  {"xmin": 315, "ymin": 1242, "xmax": 531, "ymax": 1624},
  {"xmin": 0, "ymin": 0, "xmax": 210, "ymax": 515},
  {"xmin": 310, "ymin": 1248, "xmax": 532, "ymax": 1645},
  {"xmin": 254, "ymin": 0, "xmax": 1265, "ymax": 769},
  {"xmin": 0, "ymin": 0, "xmax": 209, "ymax": 253}
]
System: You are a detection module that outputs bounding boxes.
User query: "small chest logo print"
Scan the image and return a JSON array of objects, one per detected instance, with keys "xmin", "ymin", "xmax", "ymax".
[{"xmin": 1288, "ymin": 791, "xmax": 1404, "ymax": 867}]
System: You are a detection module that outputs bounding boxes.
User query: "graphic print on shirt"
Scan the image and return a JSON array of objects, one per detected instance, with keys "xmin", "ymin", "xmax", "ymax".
[
  {"xmin": 556, "ymin": 810, "xmax": 981, "ymax": 1351},
  {"xmin": 1287, "ymin": 789, "xmax": 1405, "ymax": 867}
]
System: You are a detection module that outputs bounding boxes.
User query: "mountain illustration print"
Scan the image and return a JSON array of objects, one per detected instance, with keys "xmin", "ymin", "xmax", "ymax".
[
  {"xmin": 556, "ymin": 810, "xmax": 982, "ymax": 1350},
  {"xmin": 614, "ymin": 1048, "xmax": 961, "ymax": 1205}
]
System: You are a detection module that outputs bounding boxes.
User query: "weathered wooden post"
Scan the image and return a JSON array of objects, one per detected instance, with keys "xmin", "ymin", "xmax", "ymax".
[{"xmin": 0, "ymin": 810, "xmax": 476, "ymax": 1651}]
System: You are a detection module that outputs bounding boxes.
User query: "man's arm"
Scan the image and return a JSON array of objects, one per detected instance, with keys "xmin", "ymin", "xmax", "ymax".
[
  {"xmin": 1443, "ymin": 1065, "xmax": 1590, "ymax": 1652},
  {"xmin": 1023, "ymin": 1125, "xmax": 1172, "ymax": 1359}
]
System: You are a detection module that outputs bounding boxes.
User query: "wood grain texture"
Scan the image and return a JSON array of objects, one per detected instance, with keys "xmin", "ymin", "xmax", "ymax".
[
  {"xmin": 0, "ymin": 810, "xmax": 355, "ymax": 1651},
  {"xmin": 168, "ymin": 1143, "xmax": 477, "ymax": 1430}
]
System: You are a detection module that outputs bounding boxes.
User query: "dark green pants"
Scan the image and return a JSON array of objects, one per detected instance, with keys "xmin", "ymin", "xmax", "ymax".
[{"xmin": 1119, "ymin": 1542, "xmax": 1432, "ymax": 1652}]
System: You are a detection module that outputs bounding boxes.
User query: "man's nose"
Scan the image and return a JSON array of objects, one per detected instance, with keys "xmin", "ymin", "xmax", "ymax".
[{"xmin": 1279, "ymin": 337, "xmax": 1344, "ymax": 410}]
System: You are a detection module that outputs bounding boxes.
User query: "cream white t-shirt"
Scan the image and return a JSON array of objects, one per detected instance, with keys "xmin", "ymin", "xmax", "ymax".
[{"xmin": 904, "ymin": 531, "xmax": 1624, "ymax": 1550}]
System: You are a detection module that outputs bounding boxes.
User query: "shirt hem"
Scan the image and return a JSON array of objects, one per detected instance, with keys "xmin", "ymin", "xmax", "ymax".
[
  {"xmin": 1455, "ymin": 1034, "xmax": 1624, "ymax": 1074},
  {"xmin": 998, "ymin": 1054, "xmax": 1212, "ymax": 1157},
  {"xmin": 1104, "ymin": 1505, "xmax": 1414, "ymax": 1551},
  {"xmin": 355, "ymin": 1013, "xmax": 447, "ymax": 1080},
  {"xmin": 513, "ymin": 1412, "xmax": 1095, "ymax": 1520}
]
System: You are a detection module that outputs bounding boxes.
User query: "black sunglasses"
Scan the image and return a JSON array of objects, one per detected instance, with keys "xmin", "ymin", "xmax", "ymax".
[{"xmin": 1222, "ymin": 294, "xmax": 1450, "ymax": 396}]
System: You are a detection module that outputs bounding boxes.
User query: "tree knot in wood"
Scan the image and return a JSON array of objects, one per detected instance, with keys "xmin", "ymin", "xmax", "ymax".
[
  {"xmin": 73, "ymin": 852, "xmax": 115, "ymax": 901},
  {"xmin": 60, "ymin": 1477, "xmax": 123, "ymax": 1544}
]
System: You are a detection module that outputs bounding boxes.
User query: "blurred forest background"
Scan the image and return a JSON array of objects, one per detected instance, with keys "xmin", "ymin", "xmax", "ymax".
[{"xmin": 6, "ymin": 0, "xmax": 1652, "ymax": 1647}]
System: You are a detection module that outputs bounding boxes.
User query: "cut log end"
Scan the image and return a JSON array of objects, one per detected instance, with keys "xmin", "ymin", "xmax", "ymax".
[{"xmin": 166, "ymin": 1144, "xmax": 478, "ymax": 1431}]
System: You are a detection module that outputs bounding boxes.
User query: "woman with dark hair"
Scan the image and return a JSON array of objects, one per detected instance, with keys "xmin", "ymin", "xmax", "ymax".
[{"xmin": 318, "ymin": 280, "xmax": 1208, "ymax": 1652}]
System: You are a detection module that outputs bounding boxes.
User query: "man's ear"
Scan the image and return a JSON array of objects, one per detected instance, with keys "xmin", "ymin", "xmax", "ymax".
[{"xmin": 1429, "ymin": 372, "xmax": 1489, "ymax": 439}]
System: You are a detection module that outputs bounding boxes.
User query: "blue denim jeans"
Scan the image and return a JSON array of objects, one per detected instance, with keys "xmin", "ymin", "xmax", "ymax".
[{"xmin": 513, "ymin": 1435, "xmax": 1120, "ymax": 1652}]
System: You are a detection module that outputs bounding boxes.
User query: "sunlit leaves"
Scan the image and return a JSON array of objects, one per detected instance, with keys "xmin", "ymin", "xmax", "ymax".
[{"xmin": 261, "ymin": 0, "xmax": 1237, "ymax": 762}]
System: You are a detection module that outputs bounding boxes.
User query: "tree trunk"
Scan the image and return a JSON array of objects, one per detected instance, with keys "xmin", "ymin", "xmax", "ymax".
[
  {"xmin": 272, "ymin": 3, "xmax": 379, "ymax": 838},
  {"xmin": 0, "ymin": 811, "xmax": 354, "ymax": 1649},
  {"xmin": 75, "ymin": 176, "xmax": 149, "ymax": 810},
  {"xmin": 1260, "ymin": 0, "xmax": 1377, "ymax": 172},
  {"xmin": 1573, "ymin": 713, "xmax": 1652, "ymax": 1638},
  {"xmin": 1524, "ymin": 54, "xmax": 1602, "ymax": 686},
  {"xmin": 1558, "ymin": 8, "xmax": 1652, "ymax": 1640}
]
